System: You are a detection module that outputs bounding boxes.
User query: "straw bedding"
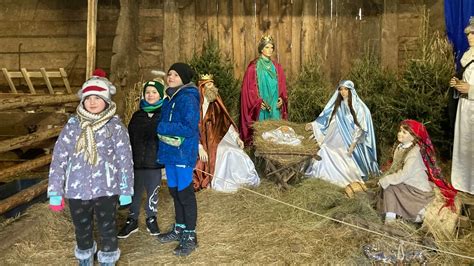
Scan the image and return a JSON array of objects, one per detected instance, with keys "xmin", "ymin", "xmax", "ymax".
[{"xmin": 0, "ymin": 179, "xmax": 472, "ymax": 264}]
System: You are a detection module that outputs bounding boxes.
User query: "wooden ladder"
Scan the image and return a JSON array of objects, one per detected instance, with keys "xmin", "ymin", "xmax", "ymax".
[{"xmin": 1, "ymin": 68, "xmax": 72, "ymax": 94}]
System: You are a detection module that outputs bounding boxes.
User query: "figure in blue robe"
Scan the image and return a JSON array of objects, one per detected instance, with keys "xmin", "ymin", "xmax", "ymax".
[{"xmin": 305, "ymin": 80, "xmax": 380, "ymax": 187}]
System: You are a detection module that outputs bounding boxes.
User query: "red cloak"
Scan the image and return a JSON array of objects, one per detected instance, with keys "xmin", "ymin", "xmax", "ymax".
[{"xmin": 239, "ymin": 58, "xmax": 288, "ymax": 146}]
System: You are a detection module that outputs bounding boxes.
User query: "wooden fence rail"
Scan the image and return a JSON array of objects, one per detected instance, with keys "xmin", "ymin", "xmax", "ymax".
[
  {"xmin": 0, "ymin": 94, "xmax": 78, "ymax": 111},
  {"xmin": 0, "ymin": 127, "xmax": 62, "ymax": 154},
  {"xmin": 0, "ymin": 154, "xmax": 52, "ymax": 183},
  {"xmin": 0, "ymin": 69, "xmax": 75, "ymax": 216},
  {"xmin": 0, "ymin": 179, "xmax": 48, "ymax": 215}
]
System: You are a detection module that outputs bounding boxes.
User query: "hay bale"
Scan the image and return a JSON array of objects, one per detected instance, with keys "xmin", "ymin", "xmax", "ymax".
[
  {"xmin": 253, "ymin": 120, "xmax": 319, "ymax": 165},
  {"xmin": 422, "ymin": 188, "xmax": 461, "ymax": 241},
  {"xmin": 123, "ymin": 81, "xmax": 143, "ymax": 126}
]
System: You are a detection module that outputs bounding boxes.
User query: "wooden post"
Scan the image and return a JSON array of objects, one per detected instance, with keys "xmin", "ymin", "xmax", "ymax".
[
  {"xmin": 0, "ymin": 94, "xmax": 78, "ymax": 111},
  {"xmin": 0, "ymin": 179, "xmax": 48, "ymax": 215},
  {"xmin": 381, "ymin": 0, "xmax": 399, "ymax": 71},
  {"xmin": 110, "ymin": 0, "xmax": 140, "ymax": 115},
  {"xmin": 163, "ymin": 0, "xmax": 180, "ymax": 70},
  {"xmin": 0, "ymin": 127, "xmax": 62, "ymax": 153},
  {"xmin": 232, "ymin": 0, "xmax": 245, "ymax": 79},
  {"xmin": 86, "ymin": 0, "xmax": 98, "ymax": 79},
  {"xmin": 0, "ymin": 154, "xmax": 52, "ymax": 183}
]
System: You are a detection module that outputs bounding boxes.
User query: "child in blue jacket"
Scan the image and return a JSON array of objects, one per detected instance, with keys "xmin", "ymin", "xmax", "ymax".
[{"xmin": 156, "ymin": 63, "xmax": 200, "ymax": 256}]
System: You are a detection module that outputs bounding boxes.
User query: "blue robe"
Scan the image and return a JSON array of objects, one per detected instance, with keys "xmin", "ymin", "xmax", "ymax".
[{"xmin": 306, "ymin": 80, "xmax": 379, "ymax": 186}]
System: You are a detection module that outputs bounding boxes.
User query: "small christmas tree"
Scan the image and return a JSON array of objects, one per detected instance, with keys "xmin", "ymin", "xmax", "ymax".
[{"xmin": 190, "ymin": 39, "xmax": 241, "ymax": 121}]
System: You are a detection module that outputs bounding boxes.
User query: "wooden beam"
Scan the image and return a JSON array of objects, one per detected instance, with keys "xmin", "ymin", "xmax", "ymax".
[
  {"xmin": 0, "ymin": 154, "xmax": 52, "ymax": 183},
  {"xmin": 232, "ymin": 0, "xmax": 245, "ymax": 78},
  {"xmin": 86, "ymin": 0, "xmax": 98, "ymax": 79},
  {"xmin": 0, "ymin": 127, "xmax": 62, "ymax": 153},
  {"xmin": 163, "ymin": 0, "xmax": 180, "ymax": 70},
  {"xmin": 0, "ymin": 112, "xmax": 69, "ymax": 129},
  {"xmin": 381, "ymin": 0, "xmax": 398, "ymax": 71},
  {"xmin": 0, "ymin": 94, "xmax": 78, "ymax": 111},
  {"xmin": 291, "ymin": 0, "xmax": 303, "ymax": 77},
  {"xmin": 217, "ymin": 0, "xmax": 232, "ymax": 59},
  {"xmin": 179, "ymin": 0, "xmax": 196, "ymax": 62},
  {"xmin": 243, "ymin": 0, "xmax": 257, "ymax": 66},
  {"xmin": 0, "ymin": 179, "xmax": 48, "ymax": 215},
  {"xmin": 301, "ymin": 0, "xmax": 316, "ymax": 66}
]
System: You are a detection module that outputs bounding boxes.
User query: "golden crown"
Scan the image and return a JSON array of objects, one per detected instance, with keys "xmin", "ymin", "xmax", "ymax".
[
  {"xmin": 260, "ymin": 34, "xmax": 274, "ymax": 44},
  {"xmin": 199, "ymin": 74, "xmax": 214, "ymax": 81}
]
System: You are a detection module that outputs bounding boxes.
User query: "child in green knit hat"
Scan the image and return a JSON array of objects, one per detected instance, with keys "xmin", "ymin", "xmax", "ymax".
[{"xmin": 118, "ymin": 77, "xmax": 165, "ymax": 239}]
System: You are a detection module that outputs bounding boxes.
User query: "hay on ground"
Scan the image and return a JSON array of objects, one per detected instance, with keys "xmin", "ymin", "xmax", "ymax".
[
  {"xmin": 123, "ymin": 81, "xmax": 144, "ymax": 126},
  {"xmin": 0, "ymin": 178, "xmax": 472, "ymax": 264}
]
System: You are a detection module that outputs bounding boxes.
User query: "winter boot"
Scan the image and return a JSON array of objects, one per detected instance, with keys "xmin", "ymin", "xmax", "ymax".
[
  {"xmin": 173, "ymin": 230, "xmax": 198, "ymax": 256},
  {"xmin": 117, "ymin": 217, "xmax": 138, "ymax": 239},
  {"xmin": 97, "ymin": 249, "xmax": 120, "ymax": 266},
  {"xmin": 146, "ymin": 216, "xmax": 160, "ymax": 236},
  {"xmin": 157, "ymin": 224, "xmax": 184, "ymax": 243},
  {"xmin": 75, "ymin": 242, "xmax": 97, "ymax": 266}
]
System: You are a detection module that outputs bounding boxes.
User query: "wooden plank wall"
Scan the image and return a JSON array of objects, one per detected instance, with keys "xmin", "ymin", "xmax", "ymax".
[
  {"xmin": 0, "ymin": 0, "xmax": 120, "ymax": 93},
  {"xmin": 159, "ymin": 0, "xmax": 384, "ymax": 82},
  {"xmin": 0, "ymin": 0, "xmax": 442, "ymax": 92}
]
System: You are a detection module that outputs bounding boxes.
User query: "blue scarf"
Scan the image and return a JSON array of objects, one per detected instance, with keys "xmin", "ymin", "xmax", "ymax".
[{"xmin": 140, "ymin": 99, "xmax": 163, "ymax": 113}]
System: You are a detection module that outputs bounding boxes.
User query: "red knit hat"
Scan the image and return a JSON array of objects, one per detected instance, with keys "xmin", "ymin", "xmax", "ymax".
[{"xmin": 78, "ymin": 69, "xmax": 116, "ymax": 104}]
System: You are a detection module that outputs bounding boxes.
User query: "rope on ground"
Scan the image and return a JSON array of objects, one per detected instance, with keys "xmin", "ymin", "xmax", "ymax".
[{"xmin": 193, "ymin": 168, "xmax": 474, "ymax": 261}]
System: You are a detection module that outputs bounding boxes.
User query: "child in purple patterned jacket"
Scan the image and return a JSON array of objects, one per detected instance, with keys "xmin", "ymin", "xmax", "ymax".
[{"xmin": 47, "ymin": 69, "xmax": 134, "ymax": 266}]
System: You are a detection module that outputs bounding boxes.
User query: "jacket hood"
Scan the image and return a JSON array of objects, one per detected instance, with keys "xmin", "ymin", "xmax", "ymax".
[{"xmin": 164, "ymin": 82, "xmax": 199, "ymax": 100}]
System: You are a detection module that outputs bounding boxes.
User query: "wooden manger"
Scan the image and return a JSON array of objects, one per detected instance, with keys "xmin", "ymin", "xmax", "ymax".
[{"xmin": 253, "ymin": 120, "xmax": 320, "ymax": 190}]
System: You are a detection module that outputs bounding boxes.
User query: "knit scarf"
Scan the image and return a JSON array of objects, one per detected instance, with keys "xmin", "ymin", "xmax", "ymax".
[
  {"xmin": 140, "ymin": 99, "xmax": 163, "ymax": 113},
  {"xmin": 75, "ymin": 102, "xmax": 117, "ymax": 165}
]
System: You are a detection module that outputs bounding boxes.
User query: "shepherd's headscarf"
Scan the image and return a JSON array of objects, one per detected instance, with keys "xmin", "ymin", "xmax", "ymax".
[{"xmin": 401, "ymin": 119, "xmax": 458, "ymax": 211}]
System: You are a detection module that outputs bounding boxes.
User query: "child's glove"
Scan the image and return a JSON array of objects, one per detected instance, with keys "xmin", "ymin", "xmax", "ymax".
[
  {"xmin": 119, "ymin": 195, "xmax": 132, "ymax": 206},
  {"xmin": 49, "ymin": 196, "xmax": 65, "ymax": 212}
]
